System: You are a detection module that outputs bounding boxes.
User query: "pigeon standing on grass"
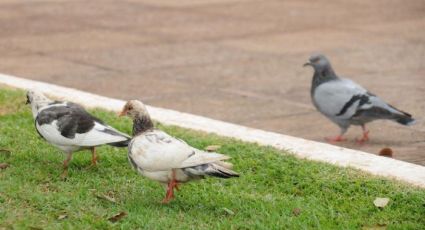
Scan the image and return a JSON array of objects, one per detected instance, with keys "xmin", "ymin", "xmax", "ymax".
[
  {"xmin": 26, "ymin": 90, "xmax": 131, "ymax": 177},
  {"xmin": 119, "ymin": 100, "xmax": 239, "ymax": 204},
  {"xmin": 304, "ymin": 54, "xmax": 416, "ymax": 142}
]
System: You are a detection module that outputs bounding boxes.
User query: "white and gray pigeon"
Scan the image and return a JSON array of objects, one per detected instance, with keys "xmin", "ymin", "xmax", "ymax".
[
  {"xmin": 304, "ymin": 54, "xmax": 416, "ymax": 142},
  {"xmin": 26, "ymin": 90, "xmax": 131, "ymax": 177},
  {"xmin": 119, "ymin": 100, "xmax": 239, "ymax": 204}
]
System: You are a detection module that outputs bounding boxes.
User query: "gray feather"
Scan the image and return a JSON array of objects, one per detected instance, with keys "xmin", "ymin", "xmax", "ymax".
[{"xmin": 306, "ymin": 54, "xmax": 416, "ymax": 131}]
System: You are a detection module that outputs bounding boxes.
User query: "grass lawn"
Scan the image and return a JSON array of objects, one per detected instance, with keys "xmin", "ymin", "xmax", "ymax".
[{"xmin": 0, "ymin": 87, "xmax": 424, "ymax": 229}]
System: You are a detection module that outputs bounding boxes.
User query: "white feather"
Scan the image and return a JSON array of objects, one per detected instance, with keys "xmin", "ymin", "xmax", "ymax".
[
  {"xmin": 128, "ymin": 130, "xmax": 230, "ymax": 172},
  {"xmin": 36, "ymin": 121, "xmax": 128, "ymax": 148}
]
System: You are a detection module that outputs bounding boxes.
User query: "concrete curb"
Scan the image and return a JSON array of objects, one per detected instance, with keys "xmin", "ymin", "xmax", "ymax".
[{"xmin": 1, "ymin": 73, "xmax": 424, "ymax": 188}]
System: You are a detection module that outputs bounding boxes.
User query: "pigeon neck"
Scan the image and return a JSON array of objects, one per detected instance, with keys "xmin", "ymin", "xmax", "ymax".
[
  {"xmin": 132, "ymin": 114, "xmax": 154, "ymax": 136},
  {"xmin": 31, "ymin": 100, "xmax": 51, "ymax": 118},
  {"xmin": 311, "ymin": 66, "xmax": 338, "ymax": 93}
]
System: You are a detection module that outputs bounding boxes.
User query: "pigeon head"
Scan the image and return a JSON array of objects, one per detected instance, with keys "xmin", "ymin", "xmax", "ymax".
[
  {"xmin": 303, "ymin": 54, "xmax": 332, "ymax": 72},
  {"xmin": 304, "ymin": 54, "xmax": 338, "ymax": 92},
  {"xmin": 120, "ymin": 100, "xmax": 154, "ymax": 135},
  {"xmin": 119, "ymin": 100, "xmax": 150, "ymax": 119},
  {"xmin": 26, "ymin": 90, "xmax": 52, "ymax": 117}
]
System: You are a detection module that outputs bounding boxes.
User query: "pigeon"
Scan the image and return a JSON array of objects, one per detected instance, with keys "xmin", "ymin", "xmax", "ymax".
[
  {"xmin": 26, "ymin": 90, "xmax": 131, "ymax": 177},
  {"xmin": 119, "ymin": 100, "xmax": 239, "ymax": 203},
  {"xmin": 304, "ymin": 54, "xmax": 416, "ymax": 142}
]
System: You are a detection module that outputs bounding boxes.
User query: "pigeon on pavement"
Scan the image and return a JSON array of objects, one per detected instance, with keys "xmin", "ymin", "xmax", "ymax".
[
  {"xmin": 26, "ymin": 90, "xmax": 131, "ymax": 177},
  {"xmin": 119, "ymin": 100, "xmax": 239, "ymax": 203},
  {"xmin": 304, "ymin": 54, "xmax": 416, "ymax": 142}
]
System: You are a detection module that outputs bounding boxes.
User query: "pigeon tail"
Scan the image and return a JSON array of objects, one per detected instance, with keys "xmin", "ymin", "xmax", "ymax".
[
  {"xmin": 184, "ymin": 162, "xmax": 239, "ymax": 179},
  {"xmin": 108, "ymin": 139, "xmax": 131, "ymax": 147},
  {"xmin": 395, "ymin": 115, "xmax": 416, "ymax": 126},
  {"xmin": 388, "ymin": 105, "xmax": 416, "ymax": 126},
  {"xmin": 205, "ymin": 163, "xmax": 240, "ymax": 179}
]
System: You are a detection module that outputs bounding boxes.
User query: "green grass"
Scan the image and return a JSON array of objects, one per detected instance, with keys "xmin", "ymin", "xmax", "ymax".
[{"xmin": 0, "ymin": 88, "xmax": 424, "ymax": 230}]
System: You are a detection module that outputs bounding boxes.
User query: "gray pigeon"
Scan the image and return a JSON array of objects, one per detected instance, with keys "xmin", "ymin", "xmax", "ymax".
[
  {"xmin": 26, "ymin": 90, "xmax": 131, "ymax": 177},
  {"xmin": 304, "ymin": 54, "xmax": 416, "ymax": 142}
]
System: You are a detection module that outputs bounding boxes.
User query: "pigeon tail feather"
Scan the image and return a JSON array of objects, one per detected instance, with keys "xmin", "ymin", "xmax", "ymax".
[
  {"xmin": 184, "ymin": 162, "xmax": 239, "ymax": 179},
  {"xmin": 388, "ymin": 105, "xmax": 416, "ymax": 126},
  {"xmin": 108, "ymin": 139, "xmax": 131, "ymax": 147},
  {"xmin": 395, "ymin": 115, "xmax": 416, "ymax": 126},
  {"xmin": 206, "ymin": 163, "xmax": 239, "ymax": 179}
]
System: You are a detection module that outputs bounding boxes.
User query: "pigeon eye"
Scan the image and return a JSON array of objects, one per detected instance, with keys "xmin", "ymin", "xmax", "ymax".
[{"xmin": 128, "ymin": 105, "xmax": 133, "ymax": 110}]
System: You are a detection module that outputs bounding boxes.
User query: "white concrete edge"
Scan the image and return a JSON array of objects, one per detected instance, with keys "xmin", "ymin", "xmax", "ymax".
[{"xmin": 1, "ymin": 73, "xmax": 424, "ymax": 189}]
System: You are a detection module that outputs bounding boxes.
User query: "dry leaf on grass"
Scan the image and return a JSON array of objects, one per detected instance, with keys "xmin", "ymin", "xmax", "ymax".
[
  {"xmin": 222, "ymin": 207, "xmax": 235, "ymax": 215},
  {"xmin": 108, "ymin": 211, "xmax": 127, "ymax": 223},
  {"xmin": 205, "ymin": 145, "xmax": 221, "ymax": 152},
  {"xmin": 57, "ymin": 214, "xmax": 68, "ymax": 220},
  {"xmin": 0, "ymin": 163, "xmax": 9, "ymax": 169},
  {"xmin": 373, "ymin": 197, "xmax": 390, "ymax": 208},
  {"xmin": 292, "ymin": 208, "xmax": 302, "ymax": 216},
  {"xmin": 95, "ymin": 194, "xmax": 116, "ymax": 203},
  {"xmin": 362, "ymin": 224, "xmax": 387, "ymax": 230},
  {"xmin": 0, "ymin": 149, "xmax": 11, "ymax": 157}
]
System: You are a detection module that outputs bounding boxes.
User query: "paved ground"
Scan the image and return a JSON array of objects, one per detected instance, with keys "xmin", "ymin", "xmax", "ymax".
[{"xmin": 0, "ymin": 0, "xmax": 424, "ymax": 165}]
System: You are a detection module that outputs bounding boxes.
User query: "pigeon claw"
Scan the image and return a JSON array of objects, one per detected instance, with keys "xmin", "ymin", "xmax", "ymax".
[
  {"xmin": 325, "ymin": 135, "xmax": 346, "ymax": 143},
  {"xmin": 60, "ymin": 170, "xmax": 68, "ymax": 181},
  {"xmin": 356, "ymin": 130, "xmax": 370, "ymax": 144}
]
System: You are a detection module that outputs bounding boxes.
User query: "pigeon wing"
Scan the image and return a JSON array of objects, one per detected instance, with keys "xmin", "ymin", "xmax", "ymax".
[
  {"xmin": 128, "ymin": 130, "xmax": 229, "ymax": 172},
  {"xmin": 36, "ymin": 102, "xmax": 129, "ymax": 147},
  {"xmin": 313, "ymin": 79, "xmax": 369, "ymax": 119}
]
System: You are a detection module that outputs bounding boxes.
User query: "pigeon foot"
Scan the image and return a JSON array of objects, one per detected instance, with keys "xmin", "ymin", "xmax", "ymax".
[
  {"xmin": 61, "ymin": 152, "xmax": 72, "ymax": 180},
  {"xmin": 90, "ymin": 147, "xmax": 98, "ymax": 167},
  {"xmin": 325, "ymin": 135, "xmax": 346, "ymax": 143},
  {"xmin": 60, "ymin": 169, "xmax": 68, "ymax": 180},
  {"xmin": 161, "ymin": 170, "xmax": 179, "ymax": 204},
  {"xmin": 356, "ymin": 130, "xmax": 369, "ymax": 144}
]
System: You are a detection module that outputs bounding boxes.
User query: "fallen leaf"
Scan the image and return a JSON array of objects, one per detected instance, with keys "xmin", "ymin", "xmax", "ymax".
[
  {"xmin": 108, "ymin": 211, "xmax": 127, "ymax": 222},
  {"xmin": 205, "ymin": 145, "xmax": 221, "ymax": 152},
  {"xmin": 362, "ymin": 224, "xmax": 387, "ymax": 230},
  {"xmin": 29, "ymin": 227, "xmax": 43, "ymax": 230},
  {"xmin": 0, "ymin": 163, "xmax": 9, "ymax": 169},
  {"xmin": 373, "ymin": 197, "xmax": 390, "ymax": 208},
  {"xmin": 222, "ymin": 207, "xmax": 235, "ymax": 215},
  {"xmin": 379, "ymin": 148, "xmax": 393, "ymax": 158},
  {"xmin": 57, "ymin": 214, "xmax": 68, "ymax": 220},
  {"xmin": 96, "ymin": 194, "xmax": 116, "ymax": 203},
  {"xmin": 292, "ymin": 208, "xmax": 302, "ymax": 216},
  {"xmin": 0, "ymin": 149, "xmax": 11, "ymax": 157}
]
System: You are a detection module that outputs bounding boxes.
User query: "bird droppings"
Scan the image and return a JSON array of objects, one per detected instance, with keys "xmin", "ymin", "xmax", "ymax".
[{"xmin": 379, "ymin": 148, "xmax": 393, "ymax": 158}]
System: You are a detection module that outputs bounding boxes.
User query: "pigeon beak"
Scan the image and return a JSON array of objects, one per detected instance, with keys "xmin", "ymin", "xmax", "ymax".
[
  {"xmin": 25, "ymin": 97, "xmax": 30, "ymax": 105},
  {"xmin": 118, "ymin": 109, "xmax": 126, "ymax": 117},
  {"xmin": 303, "ymin": 62, "xmax": 312, "ymax": 67}
]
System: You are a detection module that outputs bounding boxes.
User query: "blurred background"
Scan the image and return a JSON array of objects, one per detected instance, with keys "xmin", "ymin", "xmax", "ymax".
[{"xmin": 0, "ymin": 0, "xmax": 424, "ymax": 165}]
